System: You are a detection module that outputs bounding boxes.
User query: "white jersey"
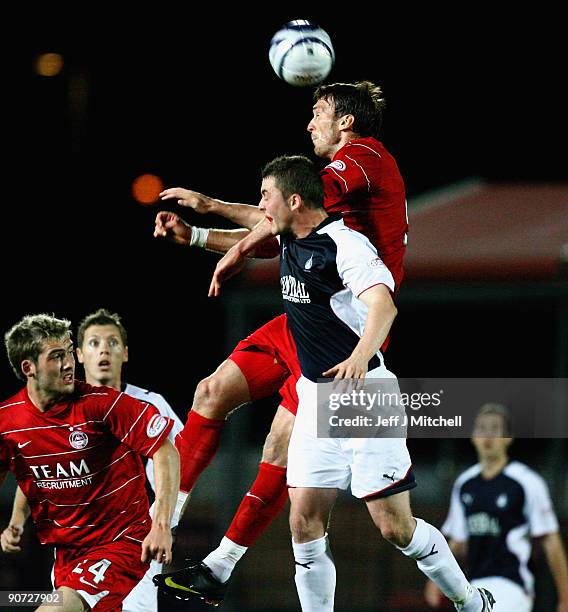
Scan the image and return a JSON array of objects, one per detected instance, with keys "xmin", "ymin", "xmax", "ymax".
[
  {"xmin": 124, "ymin": 383, "xmax": 183, "ymax": 491},
  {"xmin": 442, "ymin": 460, "xmax": 559, "ymax": 595},
  {"xmin": 122, "ymin": 383, "xmax": 183, "ymax": 612}
]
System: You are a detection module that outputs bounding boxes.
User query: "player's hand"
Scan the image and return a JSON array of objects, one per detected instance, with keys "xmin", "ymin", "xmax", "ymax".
[
  {"xmin": 323, "ymin": 354, "xmax": 368, "ymax": 391},
  {"xmin": 208, "ymin": 245, "xmax": 246, "ymax": 297},
  {"xmin": 424, "ymin": 580, "xmax": 445, "ymax": 608},
  {"xmin": 153, "ymin": 211, "xmax": 193, "ymax": 246},
  {"xmin": 141, "ymin": 524, "xmax": 173, "ymax": 564},
  {"xmin": 160, "ymin": 188, "xmax": 213, "ymax": 215},
  {"xmin": 1, "ymin": 524, "xmax": 24, "ymax": 553}
]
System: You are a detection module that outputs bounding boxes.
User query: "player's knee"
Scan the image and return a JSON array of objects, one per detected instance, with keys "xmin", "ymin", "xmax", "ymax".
[
  {"xmin": 378, "ymin": 516, "xmax": 413, "ymax": 547},
  {"xmin": 261, "ymin": 431, "xmax": 289, "ymax": 466},
  {"xmin": 289, "ymin": 509, "xmax": 325, "ymax": 542},
  {"xmin": 192, "ymin": 375, "xmax": 230, "ymax": 418}
]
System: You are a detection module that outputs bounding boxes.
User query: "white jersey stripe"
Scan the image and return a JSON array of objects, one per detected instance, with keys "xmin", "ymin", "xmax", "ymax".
[
  {"xmin": 21, "ymin": 440, "xmax": 106, "ymax": 460},
  {"xmin": 94, "ymin": 474, "xmax": 143, "ymax": 501},
  {"xmin": 0, "ymin": 401, "xmax": 26, "ymax": 411},
  {"xmin": 125, "ymin": 535, "xmax": 143, "ymax": 544},
  {"xmin": 345, "ymin": 154, "xmax": 371, "ymax": 192},
  {"xmin": 121, "ymin": 403, "xmax": 149, "ymax": 443},
  {"xmin": 2, "ymin": 419, "xmax": 104, "ymax": 435},
  {"xmin": 102, "ymin": 392, "xmax": 123, "ymax": 421},
  {"xmin": 347, "ymin": 142, "xmax": 382, "ymax": 157}
]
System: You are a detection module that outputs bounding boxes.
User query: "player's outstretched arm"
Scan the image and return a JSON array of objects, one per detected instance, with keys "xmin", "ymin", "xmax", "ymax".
[
  {"xmin": 141, "ymin": 439, "xmax": 179, "ymax": 564},
  {"xmin": 154, "ymin": 211, "xmax": 271, "ymax": 255},
  {"xmin": 208, "ymin": 219, "xmax": 277, "ymax": 297},
  {"xmin": 160, "ymin": 188, "xmax": 264, "ymax": 230},
  {"xmin": 542, "ymin": 532, "xmax": 568, "ymax": 612},
  {"xmin": 1, "ymin": 485, "xmax": 30, "ymax": 553}
]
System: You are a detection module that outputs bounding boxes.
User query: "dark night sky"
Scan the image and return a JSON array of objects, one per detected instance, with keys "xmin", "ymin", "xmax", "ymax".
[{"xmin": 5, "ymin": 10, "xmax": 566, "ymax": 406}]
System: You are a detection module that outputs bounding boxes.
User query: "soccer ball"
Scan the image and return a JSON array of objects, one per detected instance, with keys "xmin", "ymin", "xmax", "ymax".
[{"xmin": 269, "ymin": 20, "xmax": 335, "ymax": 87}]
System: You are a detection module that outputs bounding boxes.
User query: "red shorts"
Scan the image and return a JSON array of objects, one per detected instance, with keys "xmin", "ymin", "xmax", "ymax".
[
  {"xmin": 229, "ymin": 314, "xmax": 300, "ymax": 415},
  {"xmin": 53, "ymin": 538, "xmax": 148, "ymax": 611}
]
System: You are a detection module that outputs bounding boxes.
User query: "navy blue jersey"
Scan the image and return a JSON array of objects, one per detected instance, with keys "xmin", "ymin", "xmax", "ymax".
[
  {"xmin": 280, "ymin": 216, "xmax": 394, "ymax": 382},
  {"xmin": 442, "ymin": 461, "xmax": 558, "ymax": 594}
]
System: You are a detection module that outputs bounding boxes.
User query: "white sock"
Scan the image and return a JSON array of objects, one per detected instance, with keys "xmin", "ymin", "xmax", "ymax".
[
  {"xmin": 171, "ymin": 491, "xmax": 189, "ymax": 528},
  {"xmin": 399, "ymin": 518, "xmax": 482, "ymax": 611},
  {"xmin": 292, "ymin": 534, "xmax": 335, "ymax": 612},
  {"xmin": 202, "ymin": 537, "xmax": 248, "ymax": 583},
  {"xmin": 149, "ymin": 491, "xmax": 189, "ymax": 528}
]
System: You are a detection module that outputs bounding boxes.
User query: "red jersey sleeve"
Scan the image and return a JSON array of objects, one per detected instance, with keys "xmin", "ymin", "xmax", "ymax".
[{"xmin": 98, "ymin": 388, "xmax": 174, "ymax": 458}]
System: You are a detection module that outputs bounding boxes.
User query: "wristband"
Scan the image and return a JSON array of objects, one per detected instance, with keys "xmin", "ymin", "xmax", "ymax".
[{"xmin": 190, "ymin": 226, "xmax": 209, "ymax": 248}]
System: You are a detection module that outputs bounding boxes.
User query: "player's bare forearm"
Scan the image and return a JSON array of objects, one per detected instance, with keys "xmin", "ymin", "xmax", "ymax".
[
  {"xmin": 233, "ymin": 218, "xmax": 276, "ymax": 257},
  {"xmin": 208, "ymin": 201, "xmax": 265, "ymax": 230},
  {"xmin": 542, "ymin": 532, "xmax": 568, "ymax": 608},
  {"xmin": 10, "ymin": 486, "xmax": 31, "ymax": 527},
  {"xmin": 208, "ymin": 220, "xmax": 278, "ymax": 297},
  {"xmin": 1, "ymin": 486, "xmax": 28, "ymax": 553},
  {"xmin": 151, "ymin": 439, "xmax": 179, "ymax": 530},
  {"xmin": 205, "ymin": 228, "xmax": 252, "ymax": 255},
  {"xmin": 141, "ymin": 439, "xmax": 179, "ymax": 563},
  {"xmin": 160, "ymin": 187, "xmax": 263, "ymax": 230}
]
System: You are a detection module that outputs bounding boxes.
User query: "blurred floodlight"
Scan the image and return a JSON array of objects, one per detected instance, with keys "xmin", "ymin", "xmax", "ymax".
[
  {"xmin": 36, "ymin": 53, "xmax": 64, "ymax": 77},
  {"xmin": 132, "ymin": 174, "xmax": 164, "ymax": 205}
]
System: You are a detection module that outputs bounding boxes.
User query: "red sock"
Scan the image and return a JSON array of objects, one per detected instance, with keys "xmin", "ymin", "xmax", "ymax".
[
  {"xmin": 176, "ymin": 411, "xmax": 225, "ymax": 493},
  {"xmin": 225, "ymin": 462, "xmax": 289, "ymax": 547}
]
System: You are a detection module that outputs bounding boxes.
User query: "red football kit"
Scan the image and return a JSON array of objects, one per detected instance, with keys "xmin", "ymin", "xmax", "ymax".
[{"xmin": 0, "ymin": 380, "xmax": 174, "ymax": 609}]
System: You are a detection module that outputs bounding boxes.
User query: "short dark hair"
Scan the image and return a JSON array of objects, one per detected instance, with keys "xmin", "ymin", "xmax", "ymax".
[
  {"xmin": 77, "ymin": 308, "xmax": 128, "ymax": 349},
  {"xmin": 314, "ymin": 80, "xmax": 386, "ymax": 138},
  {"xmin": 476, "ymin": 402, "xmax": 513, "ymax": 437},
  {"xmin": 4, "ymin": 314, "xmax": 72, "ymax": 381},
  {"xmin": 261, "ymin": 155, "xmax": 324, "ymax": 209}
]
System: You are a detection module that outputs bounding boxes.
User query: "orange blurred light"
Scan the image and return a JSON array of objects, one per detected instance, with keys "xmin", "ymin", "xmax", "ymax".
[
  {"xmin": 132, "ymin": 174, "xmax": 164, "ymax": 205},
  {"xmin": 36, "ymin": 53, "xmax": 64, "ymax": 77}
]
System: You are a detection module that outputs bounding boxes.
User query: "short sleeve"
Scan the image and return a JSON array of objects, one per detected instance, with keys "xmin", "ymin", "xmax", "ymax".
[
  {"xmin": 525, "ymin": 473, "xmax": 559, "ymax": 537},
  {"xmin": 102, "ymin": 391, "xmax": 174, "ymax": 458},
  {"xmin": 334, "ymin": 228, "xmax": 395, "ymax": 297}
]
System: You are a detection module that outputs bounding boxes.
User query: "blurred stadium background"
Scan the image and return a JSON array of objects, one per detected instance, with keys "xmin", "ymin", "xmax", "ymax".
[{"xmin": 2, "ymin": 10, "xmax": 566, "ymax": 611}]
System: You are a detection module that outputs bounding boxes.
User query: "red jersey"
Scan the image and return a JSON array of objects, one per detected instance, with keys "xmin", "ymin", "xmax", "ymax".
[
  {"xmin": 0, "ymin": 381, "xmax": 173, "ymax": 548},
  {"xmin": 322, "ymin": 137, "xmax": 407, "ymax": 291}
]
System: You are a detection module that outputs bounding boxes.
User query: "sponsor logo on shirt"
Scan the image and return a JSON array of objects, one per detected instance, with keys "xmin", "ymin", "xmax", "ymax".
[
  {"xmin": 467, "ymin": 512, "xmax": 501, "ymax": 536},
  {"xmin": 304, "ymin": 254, "xmax": 314, "ymax": 270},
  {"xmin": 69, "ymin": 428, "xmax": 89, "ymax": 450},
  {"xmin": 281, "ymin": 275, "xmax": 311, "ymax": 304},
  {"xmin": 31, "ymin": 459, "xmax": 94, "ymax": 488},
  {"xmin": 326, "ymin": 160, "xmax": 346, "ymax": 172},
  {"xmin": 368, "ymin": 257, "xmax": 385, "ymax": 268},
  {"xmin": 147, "ymin": 414, "xmax": 168, "ymax": 438}
]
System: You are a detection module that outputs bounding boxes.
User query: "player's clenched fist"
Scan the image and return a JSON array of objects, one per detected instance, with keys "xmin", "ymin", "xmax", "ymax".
[
  {"xmin": 153, "ymin": 211, "xmax": 192, "ymax": 246},
  {"xmin": 1, "ymin": 524, "xmax": 24, "ymax": 553}
]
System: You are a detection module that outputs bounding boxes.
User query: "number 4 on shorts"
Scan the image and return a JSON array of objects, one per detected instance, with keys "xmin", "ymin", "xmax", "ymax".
[{"xmin": 72, "ymin": 559, "xmax": 112, "ymax": 583}]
